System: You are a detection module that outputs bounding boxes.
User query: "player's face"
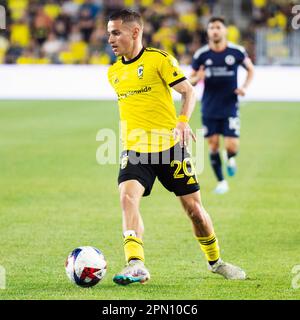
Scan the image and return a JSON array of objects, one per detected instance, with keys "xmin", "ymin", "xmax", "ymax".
[
  {"xmin": 207, "ymin": 21, "xmax": 227, "ymax": 43},
  {"xmin": 107, "ymin": 20, "xmax": 134, "ymax": 56}
]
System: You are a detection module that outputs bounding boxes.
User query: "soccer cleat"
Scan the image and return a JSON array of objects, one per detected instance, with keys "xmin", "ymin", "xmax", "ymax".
[
  {"xmin": 214, "ymin": 180, "xmax": 229, "ymax": 194},
  {"xmin": 208, "ymin": 259, "xmax": 246, "ymax": 280},
  {"xmin": 227, "ymin": 157, "xmax": 237, "ymax": 177},
  {"xmin": 113, "ymin": 259, "xmax": 150, "ymax": 286}
]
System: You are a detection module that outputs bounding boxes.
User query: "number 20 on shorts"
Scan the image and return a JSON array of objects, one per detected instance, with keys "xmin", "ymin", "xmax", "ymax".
[{"xmin": 171, "ymin": 158, "xmax": 196, "ymax": 179}]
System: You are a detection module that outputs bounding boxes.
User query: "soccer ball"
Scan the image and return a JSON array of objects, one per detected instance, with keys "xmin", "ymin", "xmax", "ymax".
[{"xmin": 65, "ymin": 246, "xmax": 107, "ymax": 287}]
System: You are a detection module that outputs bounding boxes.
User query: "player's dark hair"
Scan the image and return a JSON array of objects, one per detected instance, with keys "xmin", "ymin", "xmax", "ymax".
[
  {"xmin": 109, "ymin": 9, "xmax": 143, "ymax": 27},
  {"xmin": 208, "ymin": 16, "xmax": 227, "ymax": 26}
]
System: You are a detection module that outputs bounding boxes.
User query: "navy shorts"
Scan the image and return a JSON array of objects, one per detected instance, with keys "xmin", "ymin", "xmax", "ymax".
[
  {"xmin": 202, "ymin": 116, "xmax": 240, "ymax": 138},
  {"xmin": 118, "ymin": 143, "xmax": 200, "ymax": 197}
]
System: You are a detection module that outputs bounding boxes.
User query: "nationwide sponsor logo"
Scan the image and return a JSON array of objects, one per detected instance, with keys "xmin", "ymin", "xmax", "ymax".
[
  {"xmin": 117, "ymin": 86, "xmax": 152, "ymax": 100},
  {"xmin": 210, "ymin": 66, "xmax": 234, "ymax": 77}
]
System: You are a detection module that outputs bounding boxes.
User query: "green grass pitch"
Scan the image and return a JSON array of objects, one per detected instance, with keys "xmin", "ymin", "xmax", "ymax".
[{"xmin": 0, "ymin": 100, "xmax": 299, "ymax": 300}]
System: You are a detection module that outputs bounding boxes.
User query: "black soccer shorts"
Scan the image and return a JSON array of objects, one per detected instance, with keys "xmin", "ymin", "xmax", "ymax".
[{"xmin": 118, "ymin": 143, "xmax": 200, "ymax": 197}]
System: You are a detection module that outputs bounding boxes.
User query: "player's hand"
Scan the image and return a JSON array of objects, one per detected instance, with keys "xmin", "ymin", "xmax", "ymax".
[
  {"xmin": 235, "ymin": 87, "xmax": 246, "ymax": 96},
  {"xmin": 173, "ymin": 121, "xmax": 196, "ymax": 148}
]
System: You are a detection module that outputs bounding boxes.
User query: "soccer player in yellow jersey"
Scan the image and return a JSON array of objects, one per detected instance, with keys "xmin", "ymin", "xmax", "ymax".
[{"xmin": 107, "ymin": 9, "xmax": 246, "ymax": 285}]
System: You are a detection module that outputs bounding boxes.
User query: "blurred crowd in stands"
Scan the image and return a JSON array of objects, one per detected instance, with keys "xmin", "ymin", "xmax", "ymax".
[{"xmin": 0, "ymin": 0, "xmax": 297, "ymax": 65}]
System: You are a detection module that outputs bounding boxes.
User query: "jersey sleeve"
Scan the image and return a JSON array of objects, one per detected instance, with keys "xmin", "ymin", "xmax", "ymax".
[
  {"xmin": 191, "ymin": 52, "xmax": 204, "ymax": 71},
  {"xmin": 236, "ymin": 46, "xmax": 248, "ymax": 65},
  {"xmin": 158, "ymin": 54, "xmax": 186, "ymax": 87}
]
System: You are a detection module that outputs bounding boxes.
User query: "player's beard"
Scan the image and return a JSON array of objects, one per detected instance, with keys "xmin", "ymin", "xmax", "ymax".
[{"xmin": 211, "ymin": 36, "xmax": 222, "ymax": 44}]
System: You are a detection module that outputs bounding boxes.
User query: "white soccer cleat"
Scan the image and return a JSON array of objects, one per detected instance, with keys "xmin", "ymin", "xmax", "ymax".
[
  {"xmin": 214, "ymin": 180, "xmax": 229, "ymax": 194},
  {"xmin": 113, "ymin": 260, "xmax": 150, "ymax": 285},
  {"xmin": 208, "ymin": 259, "xmax": 246, "ymax": 280}
]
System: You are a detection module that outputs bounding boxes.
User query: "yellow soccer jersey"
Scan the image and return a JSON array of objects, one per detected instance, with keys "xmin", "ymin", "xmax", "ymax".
[{"xmin": 107, "ymin": 47, "xmax": 186, "ymax": 153}]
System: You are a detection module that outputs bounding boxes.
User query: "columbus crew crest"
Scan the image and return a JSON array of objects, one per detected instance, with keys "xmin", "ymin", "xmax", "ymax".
[{"xmin": 137, "ymin": 64, "xmax": 144, "ymax": 79}]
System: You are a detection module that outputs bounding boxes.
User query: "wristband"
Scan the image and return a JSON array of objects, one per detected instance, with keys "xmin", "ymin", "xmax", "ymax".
[{"xmin": 178, "ymin": 115, "xmax": 189, "ymax": 123}]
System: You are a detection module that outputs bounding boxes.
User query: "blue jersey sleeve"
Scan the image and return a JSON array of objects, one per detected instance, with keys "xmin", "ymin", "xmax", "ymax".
[
  {"xmin": 236, "ymin": 47, "xmax": 248, "ymax": 67},
  {"xmin": 191, "ymin": 53, "xmax": 204, "ymax": 71}
]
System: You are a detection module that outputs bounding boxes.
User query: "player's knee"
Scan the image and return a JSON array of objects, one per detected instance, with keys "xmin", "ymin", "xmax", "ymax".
[
  {"xmin": 225, "ymin": 139, "xmax": 239, "ymax": 154},
  {"xmin": 209, "ymin": 142, "xmax": 219, "ymax": 153},
  {"xmin": 210, "ymin": 147, "xmax": 219, "ymax": 154}
]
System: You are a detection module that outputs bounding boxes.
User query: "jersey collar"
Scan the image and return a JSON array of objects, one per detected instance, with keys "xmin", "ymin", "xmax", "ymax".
[{"xmin": 122, "ymin": 47, "xmax": 145, "ymax": 65}]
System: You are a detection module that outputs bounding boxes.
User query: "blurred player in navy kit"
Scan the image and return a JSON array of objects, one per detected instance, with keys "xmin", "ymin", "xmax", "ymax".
[{"xmin": 190, "ymin": 17, "xmax": 254, "ymax": 194}]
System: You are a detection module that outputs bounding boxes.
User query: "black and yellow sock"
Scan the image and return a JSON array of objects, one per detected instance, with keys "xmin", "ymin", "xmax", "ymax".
[
  {"xmin": 196, "ymin": 234, "xmax": 220, "ymax": 265},
  {"xmin": 124, "ymin": 236, "xmax": 145, "ymax": 263}
]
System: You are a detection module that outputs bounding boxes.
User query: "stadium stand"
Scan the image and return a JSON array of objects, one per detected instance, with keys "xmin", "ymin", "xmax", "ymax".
[{"xmin": 0, "ymin": 0, "xmax": 298, "ymax": 65}]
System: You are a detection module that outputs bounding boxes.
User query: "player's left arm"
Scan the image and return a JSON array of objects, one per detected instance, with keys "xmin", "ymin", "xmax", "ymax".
[
  {"xmin": 235, "ymin": 57, "xmax": 255, "ymax": 97},
  {"xmin": 158, "ymin": 53, "xmax": 197, "ymax": 147},
  {"xmin": 172, "ymin": 79, "xmax": 197, "ymax": 147}
]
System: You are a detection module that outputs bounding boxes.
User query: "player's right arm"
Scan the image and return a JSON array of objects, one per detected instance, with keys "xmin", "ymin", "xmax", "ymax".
[{"xmin": 189, "ymin": 47, "xmax": 206, "ymax": 86}]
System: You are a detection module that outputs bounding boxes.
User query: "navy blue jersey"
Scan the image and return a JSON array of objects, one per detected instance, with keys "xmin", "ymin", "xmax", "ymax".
[{"xmin": 192, "ymin": 43, "xmax": 247, "ymax": 119}]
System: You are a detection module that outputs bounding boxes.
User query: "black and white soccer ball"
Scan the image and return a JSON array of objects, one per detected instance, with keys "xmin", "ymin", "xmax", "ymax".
[{"xmin": 65, "ymin": 246, "xmax": 107, "ymax": 287}]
